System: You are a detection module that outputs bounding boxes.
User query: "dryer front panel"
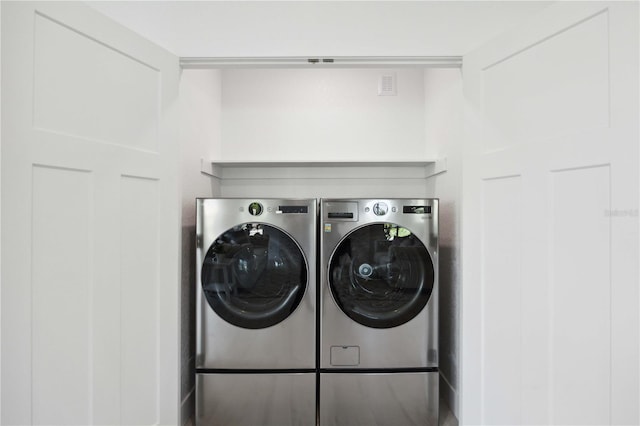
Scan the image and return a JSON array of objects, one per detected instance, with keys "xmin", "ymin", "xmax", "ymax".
[{"xmin": 196, "ymin": 198, "xmax": 316, "ymax": 369}]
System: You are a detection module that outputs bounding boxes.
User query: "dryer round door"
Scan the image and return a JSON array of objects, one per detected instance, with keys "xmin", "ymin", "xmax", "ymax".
[
  {"xmin": 328, "ymin": 223, "xmax": 434, "ymax": 329},
  {"xmin": 201, "ymin": 223, "xmax": 308, "ymax": 329}
]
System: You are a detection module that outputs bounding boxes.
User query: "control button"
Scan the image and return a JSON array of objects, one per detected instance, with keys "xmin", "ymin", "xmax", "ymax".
[
  {"xmin": 248, "ymin": 202, "xmax": 263, "ymax": 216},
  {"xmin": 364, "ymin": 207, "xmax": 370, "ymax": 213},
  {"xmin": 391, "ymin": 206, "xmax": 397, "ymax": 213},
  {"xmin": 373, "ymin": 202, "xmax": 388, "ymax": 216}
]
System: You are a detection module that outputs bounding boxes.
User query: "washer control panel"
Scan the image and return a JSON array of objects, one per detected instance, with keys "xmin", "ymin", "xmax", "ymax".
[
  {"xmin": 324, "ymin": 199, "xmax": 435, "ymax": 222},
  {"xmin": 364, "ymin": 201, "xmax": 432, "ymax": 217}
]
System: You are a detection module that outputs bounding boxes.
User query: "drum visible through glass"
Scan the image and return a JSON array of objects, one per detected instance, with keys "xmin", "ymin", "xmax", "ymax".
[
  {"xmin": 201, "ymin": 223, "xmax": 307, "ymax": 329},
  {"xmin": 328, "ymin": 223, "xmax": 434, "ymax": 328}
]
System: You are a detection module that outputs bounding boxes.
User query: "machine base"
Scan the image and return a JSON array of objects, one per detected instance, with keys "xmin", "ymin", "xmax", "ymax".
[
  {"xmin": 320, "ymin": 371, "xmax": 439, "ymax": 426},
  {"xmin": 196, "ymin": 372, "xmax": 315, "ymax": 426}
]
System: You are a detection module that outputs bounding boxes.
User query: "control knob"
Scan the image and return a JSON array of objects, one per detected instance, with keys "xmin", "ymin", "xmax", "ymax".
[{"xmin": 373, "ymin": 202, "xmax": 388, "ymax": 216}]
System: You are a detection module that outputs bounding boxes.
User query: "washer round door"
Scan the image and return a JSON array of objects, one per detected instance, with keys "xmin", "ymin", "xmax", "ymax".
[
  {"xmin": 201, "ymin": 223, "xmax": 308, "ymax": 329},
  {"xmin": 328, "ymin": 223, "xmax": 434, "ymax": 329}
]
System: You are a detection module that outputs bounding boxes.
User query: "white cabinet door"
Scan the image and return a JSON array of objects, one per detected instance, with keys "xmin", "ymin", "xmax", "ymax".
[
  {"xmin": 1, "ymin": 2, "xmax": 180, "ymax": 424},
  {"xmin": 461, "ymin": 2, "xmax": 638, "ymax": 425}
]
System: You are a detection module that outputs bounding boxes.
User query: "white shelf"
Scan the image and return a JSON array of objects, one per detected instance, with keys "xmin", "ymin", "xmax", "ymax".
[{"xmin": 201, "ymin": 159, "xmax": 447, "ymax": 180}]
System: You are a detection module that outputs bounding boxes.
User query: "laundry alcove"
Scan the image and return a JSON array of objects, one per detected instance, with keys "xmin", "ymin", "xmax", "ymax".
[
  {"xmin": 2, "ymin": 2, "xmax": 637, "ymax": 426},
  {"xmin": 179, "ymin": 58, "xmax": 464, "ymax": 426}
]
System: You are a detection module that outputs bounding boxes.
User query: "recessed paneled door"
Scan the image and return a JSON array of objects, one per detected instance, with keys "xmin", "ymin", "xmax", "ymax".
[
  {"xmin": 462, "ymin": 2, "xmax": 639, "ymax": 425},
  {"xmin": 1, "ymin": 3, "xmax": 181, "ymax": 424}
]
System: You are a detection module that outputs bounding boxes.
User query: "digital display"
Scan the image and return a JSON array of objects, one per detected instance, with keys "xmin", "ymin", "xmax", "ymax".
[
  {"xmin": 328, "ymin": 212, "xmax": 354, "ymax": 219},
  {"xmin": 279, "ymin": 205, "xmax": 308, "ymax": 214},
  {"xmin": 403, "ymin": 205, "xmax": 432, "ymax": 214}
]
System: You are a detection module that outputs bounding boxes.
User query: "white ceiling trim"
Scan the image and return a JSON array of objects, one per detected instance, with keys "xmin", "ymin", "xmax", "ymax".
[{"xmin": 180, "ymin": 56, "xmax": 462, "ymax": 69}]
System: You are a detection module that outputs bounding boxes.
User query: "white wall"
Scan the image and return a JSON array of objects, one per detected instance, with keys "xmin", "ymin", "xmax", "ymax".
[
  {"xmin": 178, "ymin": 69, "xmax": 220, "ymax": 425},
  {"xmin": 215, "ymin": 67, "xmax": 437, "ymax": 198},
  {"xmin": 423, "ymin": 68, "xmax": 464, "ymax": 417},
  {"xmin": 220, "ymin": 68, "xmax": 430, "ymax": 162}
]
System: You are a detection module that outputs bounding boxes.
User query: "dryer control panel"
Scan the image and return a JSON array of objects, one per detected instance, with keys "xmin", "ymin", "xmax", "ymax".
[
  {"xmin": 278, "ymin": 205, "xmax": 309, "ymax": 214},
  {"xmin": 244, "ymin": 201, "xmax": 310, "ymax": 216}
]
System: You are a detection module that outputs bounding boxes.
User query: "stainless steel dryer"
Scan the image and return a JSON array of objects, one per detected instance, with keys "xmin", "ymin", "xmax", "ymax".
[
  {"xmin": 320, "ymin": 198, "xmax": 439, "ymax": 426},
  {"xmin": 195, "ymin": 198, "xmax": 316, "ymax": 426}
]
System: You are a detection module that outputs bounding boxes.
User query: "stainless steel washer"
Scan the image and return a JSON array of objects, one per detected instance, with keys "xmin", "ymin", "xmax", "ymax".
[
  {"xmin": 320, "ymin": 198, "xmax": 439, "ymax": 426},
  {"xmin": 196, "ymin": 198, "xmax": 316, "ymax": 426}
]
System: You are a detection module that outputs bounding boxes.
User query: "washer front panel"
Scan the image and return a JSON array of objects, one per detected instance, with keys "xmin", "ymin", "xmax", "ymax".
[{"xmin": 320, "ymin": 199, "xmax": 438, "ymax": 369}]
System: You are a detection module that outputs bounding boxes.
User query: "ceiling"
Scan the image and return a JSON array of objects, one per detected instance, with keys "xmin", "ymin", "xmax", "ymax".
[{"xmin": 87, "ymin": 1, "xmax": 552, "ymax": 58}]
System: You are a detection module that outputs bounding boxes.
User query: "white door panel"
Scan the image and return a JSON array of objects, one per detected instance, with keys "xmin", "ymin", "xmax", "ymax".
[
  {"xmin": 2, "ymin": 2, "xmax": 180, "ymax": 424},
  {"xmin": 462, "ymin": 2, "xmax": 638, "ymax": 425}
]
